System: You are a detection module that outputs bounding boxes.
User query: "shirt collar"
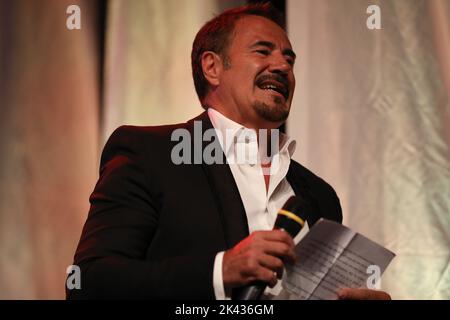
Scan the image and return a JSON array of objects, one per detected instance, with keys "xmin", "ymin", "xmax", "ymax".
[{"xmin": 207, "ymin": 108, "xmax": 297, "ymax": 159}]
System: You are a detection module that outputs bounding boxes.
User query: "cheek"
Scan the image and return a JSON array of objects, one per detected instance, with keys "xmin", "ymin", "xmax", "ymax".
[{"xmin": 290, "ymin": 75, "xmax": 296, "ymax": 93}]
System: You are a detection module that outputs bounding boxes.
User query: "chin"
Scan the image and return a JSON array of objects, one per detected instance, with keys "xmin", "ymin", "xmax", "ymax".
[{"xmin": 253, "ymin": 101, "xmax": 290, "ymax": 124}]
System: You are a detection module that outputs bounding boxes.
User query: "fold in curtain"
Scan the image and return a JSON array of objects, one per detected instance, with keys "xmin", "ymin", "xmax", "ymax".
[
  {"xmin": 287, "ymin": 0, "xmax": 450, "ymax": 299},
  {"xmin": 102, "ymin": 0, "xmax": 245, "ymax": 143},
  {"xmin": 0, "ymin": 0, "xmax": 101, "ymax": 298}
]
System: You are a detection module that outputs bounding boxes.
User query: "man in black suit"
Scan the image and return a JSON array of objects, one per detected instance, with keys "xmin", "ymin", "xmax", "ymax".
[{"xmin": 68, "ymin": 4, "xmax": 390, "ymax": 300}]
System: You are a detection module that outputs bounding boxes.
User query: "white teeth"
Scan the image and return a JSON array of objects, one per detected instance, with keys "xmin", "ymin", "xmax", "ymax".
[
  {"xmin": 260, "ymin": 84, "xmax": 286, "ymax": 97},
  {"xmin": 262, "ymin": 85, "xmax": 277, "ymax": 90}
]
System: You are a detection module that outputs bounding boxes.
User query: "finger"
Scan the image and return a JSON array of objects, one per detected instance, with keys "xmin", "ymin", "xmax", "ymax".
[
  {"xmin": 263, "ymin": 242, "xmax": 297, "ymax": 263},
  {"xmin": 267, "ymin": 272, "xmax": 278, "ymax": 288},
  {"xmin": 247, "ymin": 231, "xmax": 296, "ymax": 260},
  {"xmin": 245, "ymin": 267, "xmax": 277, "ymax": 286},
  {"xmin": 259, "ymin": 254, "xmax": 284, "ymax": 279},
  {"xmin": 337, "ymin": 288, "xmax": 391, "ymax": 300},
  {"xmin": 258, "ymin": 229, "xmax": 295, "ymax": 246}
]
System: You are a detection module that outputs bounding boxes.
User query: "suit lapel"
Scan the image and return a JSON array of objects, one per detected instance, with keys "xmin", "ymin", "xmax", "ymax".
[
  {"xmin": 286, "ymin": 164, "xmax": 321, "ymax": 226},
  {"xmin": 188, "ymin": 112, "xmax": 249, "ymax": 249},
  {"xmin": 185, "ymin": 112, "xmax": 326, "ymax": 245}
]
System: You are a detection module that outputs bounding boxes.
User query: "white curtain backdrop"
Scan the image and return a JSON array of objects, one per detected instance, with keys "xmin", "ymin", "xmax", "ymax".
[
  {"xmin": 102, "ymin": 0, "xmax": 245, "ymax": 143},
  {"xmin": 0, "ymin": 0, "xmax": 101, "ymax": 299},
  {"xmin": 100, "ymin": 0, "xmax": 450, "ymax": 299},
  {"xmin": 287, "ymin": 0, "xmax": 450, "ymax": 299}
]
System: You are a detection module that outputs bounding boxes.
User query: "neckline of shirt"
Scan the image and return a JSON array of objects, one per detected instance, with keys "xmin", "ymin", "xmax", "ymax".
[{"xmin": 207, "ymin": 107, "xmax": 297, "ymax": 161}]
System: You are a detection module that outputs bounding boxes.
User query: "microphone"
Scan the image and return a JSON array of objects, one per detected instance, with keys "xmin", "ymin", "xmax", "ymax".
[{"xmin": 235, "ymin": 196, "xmax": 308, "ymax": 300}]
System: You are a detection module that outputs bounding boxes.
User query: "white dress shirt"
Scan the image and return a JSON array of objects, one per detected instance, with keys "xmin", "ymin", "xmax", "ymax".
[{"xmin": 207, "ymin": 108, "xmax": 298, "ymax": 299}]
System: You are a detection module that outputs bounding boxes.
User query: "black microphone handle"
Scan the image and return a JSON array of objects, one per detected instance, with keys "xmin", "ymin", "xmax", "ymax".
[
  {"xmin": 234, "ymin": 281, "xmax": 267, "ymax": 300},
  {"xmin": 234, "ymin": 196, "xmax": 307, "ymax": 300}
]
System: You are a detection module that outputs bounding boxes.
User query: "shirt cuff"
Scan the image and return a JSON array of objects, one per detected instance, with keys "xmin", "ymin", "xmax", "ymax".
[{"xmin": 213, "ymin": 251, "xmax": 231, "ymax": 300}]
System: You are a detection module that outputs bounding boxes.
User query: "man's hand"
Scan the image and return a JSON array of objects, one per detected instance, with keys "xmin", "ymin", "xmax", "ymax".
[
  {"xmin": 337, "ymin": 288, "xmax": 391, "ymax": 300},
  {"xmin": 222, "ymin": 230, "xmax": 296, "ymax": 290}
]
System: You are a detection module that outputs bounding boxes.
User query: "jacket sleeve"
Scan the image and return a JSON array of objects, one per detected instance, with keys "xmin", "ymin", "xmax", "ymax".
[{"xmin": 67, "ymin": 126, "xmax": 216, "ymax": 299}]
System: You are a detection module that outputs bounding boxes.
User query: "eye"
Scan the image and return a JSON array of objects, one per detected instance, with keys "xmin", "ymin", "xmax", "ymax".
[
  {"xmin": 255, "ymin": 49, "xmax": 270, "ymax": 56},
  {"xmin": 286, "ymin": 58, "xmax": 295, "ymax": 66}
]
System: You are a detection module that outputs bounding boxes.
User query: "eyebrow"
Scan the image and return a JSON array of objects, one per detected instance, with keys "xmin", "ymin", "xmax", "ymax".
[{"xmin": 250, "ymin": 40, "xmax": 297, "ymax": 60}]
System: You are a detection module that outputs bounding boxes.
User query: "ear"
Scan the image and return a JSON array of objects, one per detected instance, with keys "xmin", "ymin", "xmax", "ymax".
[{"xmin": 201, "ymin": 51, "xmax": 223, "ymax": 88}]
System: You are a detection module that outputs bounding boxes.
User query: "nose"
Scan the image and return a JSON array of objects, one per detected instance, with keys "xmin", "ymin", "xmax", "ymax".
[{"xmin": 267, "ymin": 51, "xmax": 291, "ymax": 74}]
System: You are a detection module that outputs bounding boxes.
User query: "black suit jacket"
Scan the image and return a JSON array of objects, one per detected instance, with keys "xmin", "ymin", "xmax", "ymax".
[{"xmin": 68, "ymin": 112, "xmax": 342, "ymax": 299}]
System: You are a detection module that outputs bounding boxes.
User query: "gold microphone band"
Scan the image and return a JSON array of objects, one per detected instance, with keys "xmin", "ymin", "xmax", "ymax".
[{"xmin": 278, "ymin": 209, "xmax": 305, "ymax": 227}]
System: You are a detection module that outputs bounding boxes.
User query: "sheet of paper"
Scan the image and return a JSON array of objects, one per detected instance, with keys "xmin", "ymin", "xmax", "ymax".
[{"xmin": 281, "ymin": 219, "xmax": 395, "ymax": 300}]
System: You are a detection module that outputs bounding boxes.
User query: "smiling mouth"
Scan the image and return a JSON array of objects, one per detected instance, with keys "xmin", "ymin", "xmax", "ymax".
[{"xmin": 256, "ymin": 77, "xmax": 289, "ymax": 100}]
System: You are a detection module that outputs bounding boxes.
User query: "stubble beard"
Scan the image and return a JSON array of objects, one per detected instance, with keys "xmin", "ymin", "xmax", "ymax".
[
  {"xmin": 223, "ymin": 56, "xmax": 290, "ymax": 123},
  {"xmin": 253, "ymin": 97, "xmax": 290, "ymax": 123}
]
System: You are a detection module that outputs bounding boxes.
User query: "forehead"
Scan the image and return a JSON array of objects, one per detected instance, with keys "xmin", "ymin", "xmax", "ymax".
[{"xmin": 230, "ymin": 15, "xmax": 292, "ymax": 50}]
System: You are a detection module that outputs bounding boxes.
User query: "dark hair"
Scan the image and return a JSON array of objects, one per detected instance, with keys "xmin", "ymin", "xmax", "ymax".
[{"xmin": 191, "ymin": 3, "xmax": 284, "ymax": 105}]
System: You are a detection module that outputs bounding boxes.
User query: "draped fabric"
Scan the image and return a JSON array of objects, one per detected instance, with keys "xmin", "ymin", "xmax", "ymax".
[
  {"xmin": 287, "ymin": 0, "xmax": 450, "ymax": 299},
  {"xmin": 0, "ymin": 0, "xmax": 245, "ymax": 299},
  {"xmin": 0, "ymin": 0, "xmax": 102, "ymax": 299},
  {"xmin": 102, "ymin": 0, "xmax": 245, "ymax": 143},
  {"xmin": 1, "ymin": 0, "xmax": 448, "ymax": 300}
]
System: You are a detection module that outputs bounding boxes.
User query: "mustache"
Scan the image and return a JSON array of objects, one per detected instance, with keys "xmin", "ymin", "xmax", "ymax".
[{"xmin": 255, "ymin": 74, "xmax": 289, "ymax": 88}]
